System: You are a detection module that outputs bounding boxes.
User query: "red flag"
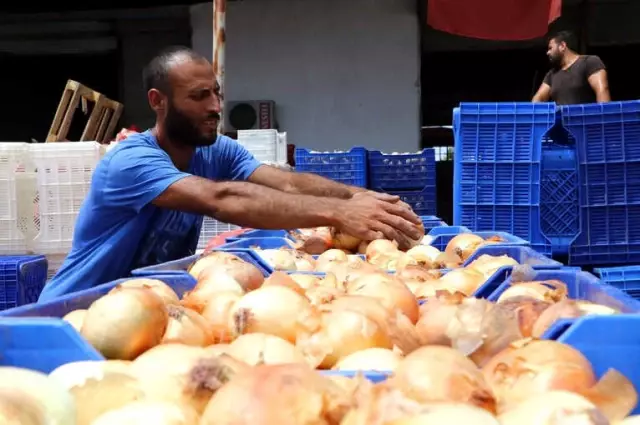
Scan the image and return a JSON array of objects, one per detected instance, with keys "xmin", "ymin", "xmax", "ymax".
[{"xmin": 428, "ymin": 0, "xmax": 562, "ymax": 41}]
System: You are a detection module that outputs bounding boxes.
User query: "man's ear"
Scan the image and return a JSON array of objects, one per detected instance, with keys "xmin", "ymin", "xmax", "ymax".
[{"xmin": 148, "ymin": 89, "xmax": 166, "ymax": 113}]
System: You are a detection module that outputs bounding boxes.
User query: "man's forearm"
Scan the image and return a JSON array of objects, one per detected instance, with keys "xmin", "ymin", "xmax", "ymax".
[
  {"xmin": 212, "ymin": 181, "xmax": 343, "ymax": 229},
  {"xmin": 286, "ymin": 172, "xmax": 365, "ymax": 199}
]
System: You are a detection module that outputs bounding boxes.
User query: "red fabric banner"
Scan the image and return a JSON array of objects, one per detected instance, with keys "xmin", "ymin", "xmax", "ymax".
[{"xmin": 427, "ymin": 0, "xmax": 562, "ymax": 41}]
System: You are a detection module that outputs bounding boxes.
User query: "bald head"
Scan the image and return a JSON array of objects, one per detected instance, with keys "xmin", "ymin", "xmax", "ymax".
[{"xmin": 142, "ymin": 46, "xmax": 209, "ymax": 95}]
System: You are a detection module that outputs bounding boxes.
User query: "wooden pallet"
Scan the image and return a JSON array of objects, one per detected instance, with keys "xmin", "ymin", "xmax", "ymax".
[{"xmin": 46, "ymin": 80, "xmax": 123, "ymax": 143}]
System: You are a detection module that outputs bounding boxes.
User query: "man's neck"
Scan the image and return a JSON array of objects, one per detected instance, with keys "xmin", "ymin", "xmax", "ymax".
[
  {"xmin": 561, "ymin": 52, "xmax": 579, "ymax": 70},
  {"xmin": 152, "ymin": 125, "xmax": 195, "ymax": 171}
]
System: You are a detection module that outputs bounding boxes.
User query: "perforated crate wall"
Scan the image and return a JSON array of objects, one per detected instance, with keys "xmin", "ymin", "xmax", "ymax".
[
  {"xmin": 453, "ymin": 102, "xmax": 556, "ymax": 255},
  {"xmin": 563, "ymin": 101, "xmax": 640, "ymax": 265},
  {"xmin": 294, "ymin": 147, "xmax": 367, "ymax": 187}
]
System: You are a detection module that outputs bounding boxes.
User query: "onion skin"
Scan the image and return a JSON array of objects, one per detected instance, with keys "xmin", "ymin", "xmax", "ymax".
[
  {"xmin": 333, "ymin": 347, "xmax": 402, "ymax": 372},
  {"xmin": 261, "ymin": 272, "xmax": 305, "ymax": 296},
  {"xmin": 387, "ymin": 403, "xmax": 500, "ymax": 425},
  {"xmin": 496, "ymin": 296, "xmax": 552, "ymax": 338},
  {"xmin": 388, "ymin": 345, "xmax": 497, "ymax": 413},
  {"xmin": 347, "ymin": 273, "xmax": 419, "ymax": 324},
  {"xmin": 80, "ymin": 287, "xmax": 169, "ymax": 360},
  {"xmin": 162, "ymin": 305, "xmax": 214, "ymax": 347},
  {"xmin": 197, "ymin": 261, "xmax": 264, "ymax": 293},
  {"xmin": 226, "ymin": 333, "xmax": 310, "ymax": 366},
  {"xmin": 445, "ymin": 233, "xmax": 485, "ymax": 261},
  {"xmin": 482, "ymin": 340, "xmax": 597, "ymax": 412},
  {"xmin": 331, "ymin": 229, "xmax": 361, "ymax": 252},
  {"xmin": 531, "ymin": 299, "xmax": 590, "ymax": 338},
  {"xmin": 188, "ymin": 252, "xmax": 245, "ymax": 279},
  {"xmin": 200, "ymin": 291, "xmax": 243, "ymax": 343},
  {"xmin": 365, "ymin": 239, "xmax": 399, "ymax": 261},
  {"xmin": 113, "ymin": 279, "xmax": 180, "ymax": 306},
  {"xmin": 200, "ymin": 363, "xmax": 349, "ymax": 425}
]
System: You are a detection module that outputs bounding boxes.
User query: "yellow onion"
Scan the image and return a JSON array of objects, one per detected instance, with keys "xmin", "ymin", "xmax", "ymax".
[
  {"xmin": 331, "ymin": 229, "xmax": 361, "ymax": 252},
  {"xmin": 292, "ymin": 227, "xmax": 334, "ymax": 255},
  {"xmin": 315, "ymin": 249, "xmax": 349, "ymax": 272},
  {"xmin": 532, "ymin": 299, "xmax": 616, "ymax": 338},
  {"xmin": 405, "ymin": 245, "xmax": 441, "ymax": 268},
  {"xmin": 467, "ymin": 254, "xmax": 519, "ymax": 277},
  {"xmin": 433, "ymin": 251, "xmax": 463, "ymax": 268},
  {"xmin": 162, "ymin": 305, "xmax": 214, "ymax": 346},
  {"xmin": 298, "ymin": 309, "xmax": 393, "ymax": 368},
  {"xmin": 498, "ymin": 391, "xmax": 607, "ymax": 425},
  {"xmin": 80, "ymin": 286, "xmax": 169, "ymax": 360},
  {"xmin": 230, "ymin": 285, "xmax": 320, "ymax": 343},
  {"xmin": 226, "ymin": 333, "xmax": 311, "ymax": 367},
  {"xmin": 132, "ymin": 344, "xmax": 250, "ymax": 414},
  {"xmin": 63, "ymin": 309, "xmax": 87, "ymax": 332},
  {"xmin": 261, "ymin": 271, "xmax": 305, "ymax": 296},
  {"xmin": 497, "ymin": 280, "xmax": 568, "ymax": 304},
  {"xmin": 287, "ymin": 273, "xmax": 321, "ymax": 289},
  {"xmin": 445, "ymin": 233, "xmax": 485, "ymax": 261},
  {"xmin": 188, "ymin": 252, "xmax": 246, "ymax": 279},
  {"xmin": 112, "ymin": 278, "xmax": 179, "ymax": 306},
  {"xmin": 347, "ymin": 273, "xmax": 419, "ymax": 324},
  {"xmin": 432, "ymin": 268, "xmax": 487, "ymax": 296},
  {"xmin": 200, "ymin": 363, "xmax": 349, "ymax": 425},
  {"xmin": 197, "ymin": 261, "xmax": 264, "ymax": 293},
  {"xmin": 365, "ymin": 239, "xmax": 398, "ymax": 260},
  {"xmin": 90, "ymin": 401, "xmax": 200, "ymax": 425},
  {"xmin": 482, "ymin": 340, "xmax": 596, "ymax": 411},
  {"xmin": 333, "ymin": 347, "xmax": 402, "ymax": 372},
  {"xmin": 388, "ymin": 345, "xmax": 496, "ymax": 413},
  {"xmin": 200, "ymin": 291, "xmax": 243, "ymax": 343},
  {"xmin": 388, "ymin": 403, "xmax": 500, "ymax": 425}
]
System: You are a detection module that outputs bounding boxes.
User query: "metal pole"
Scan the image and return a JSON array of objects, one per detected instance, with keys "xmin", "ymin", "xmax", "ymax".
[{"xmin": 213, "ymin": 0, "xmax": 227, "ymax": 134}]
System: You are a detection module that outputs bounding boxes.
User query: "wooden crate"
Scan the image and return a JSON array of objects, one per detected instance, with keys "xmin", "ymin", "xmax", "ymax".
[{"xmin": 47, "ymin": 80, "xmax": 123, "ymax": 143}]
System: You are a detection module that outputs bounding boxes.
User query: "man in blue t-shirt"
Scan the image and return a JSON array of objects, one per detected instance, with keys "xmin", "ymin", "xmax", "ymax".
[{"xmin": 38, "ymin": 46, "xmax": 421, "ymax": 302}]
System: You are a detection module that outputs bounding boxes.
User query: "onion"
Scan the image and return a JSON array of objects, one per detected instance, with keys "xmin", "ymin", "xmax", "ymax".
[
  {"xmin": 482, "ymin": 340, "xmax": 596, "ymax": 411},
  {"xmin": 132, "ymin": 344, "xmax": 250, "ymax": 414},
  {"xmin": 388, "ymin": 345, "xmax": 496, "ymax": 412},
  {"xmin": 333, "ymin": 347, "xmax": 401, "ymax": 372},
  {"xmin": 331, "ymin": 229, "xmax": 361, "ymax": 251},
  {"xmin": 365, "ymin": 239, "xmax": 398, "ymax": 260},
  {"xmin": 328, "ymin": 295, "xmax": 394, "ymax": 329},
  {"xmin": 200, "ymin": 363, "xmax": 350, "ymax": 425},
  {"xmin": 49, "ymin": 361, "xmax": 143, "ymax": 425},
  {"xmin": 415, "ymin": 299, "xmax": 459, "ymax": 346},
  {"xmin": 113, "ymin": 278, "xmax": 179, "ymax": 305},
  {"xmin": 205, "ymin": 344, "xmax": 230, "ymax": 356},
  {"xmin": 256, "ymin": 249, "xmax": 297, "ymax": 270},
  {"xmin": 261, "ymin": 271, "xmax": 305, "ymax": 296},
  {"xmin": 532, "ymin": 299, "xmax": 616, "ymax": 338},
  {"xmin": 288, "ymin": 273, "xmax": 321, "ymax": 289},
  {"xmin": 0, "ymin": 367, "xmax": 76, "ymax": 425},
  {"xmin": 162, "ymin": 305, "xmax": 214, "ymax": 346},
  {"xmin": 405, "ymin": 245, "xmax": 440, "ymax": 267},
  {"xmin": 497, "ymin": 280, "xmax": 568, "ymax": 304},
  {"xmin": 445, "ymin": 233, "xmax": 485, "ymax": 261},
  {"xmin": 305, "ymin": 286, "xmax": 344, "ymax": 306},
  {"xmin": 433, "ymin": 268, "xmax": 486, "ymax": 296},
  {"xmin": 322, "ymin": 261, "xmax": 380, "ymax": 286},
  {"xmin": 226, "ymin": 333, "xmax": 311, "ymax": 366},
  {"xmin": 181, "ymin": 272, "xmax": 245, "ymax": 313},
  {"xmin": 394, "ymin": 253, "xmax": 420, "ymax": 271},
  {"xmin": 357, "ymin": 240, "xmax": 369, "ymax": 254},
  {"xmin": 292, "ymin": 227, "xmax": 334, "ymax": 254},
  {"xmin": 63, "ymin": 309, "xmax": 87, "ymax": 331},
  {"xmin": 497, "ymin": 296, "xmax": 552, "ymax": 338},
  {"xmin": 621, "ymin": 417, "xmax": 640, "ymax": 425},
  {"xmin": 316, "ymin": 249, "xmax": 349, "ymax": 272},
  {"xmin": 188, "ymin": 252, "xmax": 245, "ymax": 279},
  {"xmin": 347, "ymin": 273, "xmax": 419, "ymax": 324},
  {"xmin": 498, "ymin": 391, "xmax": 608, "ymax": 425},
  {"xmin": 294, "ymin": 251, "xmax": 316, "ymax": 271},
  {"xmin": 390, "ymin": 403, "xmax": 500, "ymax": 424},
  {"xmin": 80, "ymin": 286, "xmax": 169, "ymax": 360},
  {"xmin": 90, "ymin": 401, "xmax": 200, "ymax": 425},
  {"xmin": 433, "ymin": 251, "xmax": 463, "ymax": 268},
  {"xmin": 197, "ymin": 261, "xmax": 264, "ymax": 292},
  {"xmin": 200, "ymin": 291, "xmax": 243, "ymax": 343},
  {"xmin": 467, "ymin": 254, "xmax": 519, "ymax": 277},
  {"xmin": 230, "ymin": 285, "xmax": 320, "ymax": 343},
  {"xmin": 299, "ymin": 309, "xmax": 393, "ymax": 369}
]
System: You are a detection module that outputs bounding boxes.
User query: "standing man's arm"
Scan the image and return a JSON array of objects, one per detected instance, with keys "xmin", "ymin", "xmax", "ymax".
[
  {"xmin": 532, "ymin": 71, "xmax": 552, "ymax": 102},
  {"xmin": 248, "ymin": 164, "xmax": 365, "ymax": 199},
  {"xmin": 585, "ymin": 56, "xmax": 611, "ymax": 102}
]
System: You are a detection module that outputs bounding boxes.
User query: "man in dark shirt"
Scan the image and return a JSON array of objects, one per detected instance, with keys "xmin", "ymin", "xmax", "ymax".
[{"xmin": 532, "ymin": 31, "xmax": 610, "ymax": 105}]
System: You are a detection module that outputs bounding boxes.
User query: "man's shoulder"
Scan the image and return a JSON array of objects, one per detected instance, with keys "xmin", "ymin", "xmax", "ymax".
[{"xmin": 103, "ymin": 131, "xmax": 166, "ymax": 165}]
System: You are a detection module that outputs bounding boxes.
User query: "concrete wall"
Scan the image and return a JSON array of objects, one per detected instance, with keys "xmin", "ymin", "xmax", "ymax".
[{"xmin": 190, "ymin": 0, "xmax": 421, "ymax": 152}]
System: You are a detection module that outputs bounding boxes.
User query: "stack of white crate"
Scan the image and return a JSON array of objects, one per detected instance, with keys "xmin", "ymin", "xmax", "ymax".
[
  {"xmin": 0, "ymin": 142, "xmax": 105, "ymax": 279},
  {"xmin": 196, "ymin": 130, "xmax": 288, "ymax": 250}
]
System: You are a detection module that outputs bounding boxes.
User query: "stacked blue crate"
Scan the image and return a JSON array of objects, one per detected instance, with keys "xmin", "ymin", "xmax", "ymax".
[
  {"xmin": 294, "ymin": 147, "xmax": 368, "ymax": 187},
  {"xmin": 562, "ymin": 101, "xmax": 640, "ymax": 266},
  {"xmin": 367, "ymin": 149, "xmax": 437, "ymax": 216},
  {"xmin": 453, "ymin": 102, "xmax": 557, "ymax": 255},
  {"xmin": 0, "ymin": 255, "xmax": 48, "ymax": 311}
]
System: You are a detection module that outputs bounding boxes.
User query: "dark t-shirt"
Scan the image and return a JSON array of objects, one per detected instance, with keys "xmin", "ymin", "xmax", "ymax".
[{"xmin": 543, "ymin": 55, "xmax": 606, "ymax": 105}]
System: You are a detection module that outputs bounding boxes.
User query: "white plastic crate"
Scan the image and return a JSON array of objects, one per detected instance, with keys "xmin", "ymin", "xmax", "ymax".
[
  {"xmin": 30, "ymin": 142, "xmax": 103, "ymax": 254},
  {"xmin": 0, "ymin": 143, "xmax": 35, "ymax": 254},
  {"xmin": 236, "ymin": 130, "xmax": 287, "ymax": 164},
  {"xmin": 197, "ymin": 217, "xmax": 241, "ymax": 250}
]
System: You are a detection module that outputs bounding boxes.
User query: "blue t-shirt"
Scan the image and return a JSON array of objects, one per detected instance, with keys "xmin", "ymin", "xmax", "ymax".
[{"xmin": 38, "ymin": 131, "xmax": 261, "ymax": 302}]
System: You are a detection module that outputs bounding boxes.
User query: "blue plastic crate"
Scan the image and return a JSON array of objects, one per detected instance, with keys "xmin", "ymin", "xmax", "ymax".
[
  {"xmin": 462, "ymin": 245, "xmax": 562, "ymax": 269},
  {"xmin": 557, "ymin": 315, "xmax": 640, "ymax": 415},
  {"xmin": 0, "ymin": 255, "xmax": 48, "ymax": 311},
  {"xmin": 381, "ymin": 186, "xmax": 436, "ymax": 216},
  {"xmin": 454, "ymin": 102, "xmax": 557, "ymax": 256},
  {"xmin": 595, "ymin": 265, "xmax": 640, "ymax": 300},
  {"xmin": 420, "ymin": 215, "xmax": 447, "ymax": 234},
  {"xmin": 0, "ymin": 274, "xmax": 195, "ymax": 373},
  {"xmin": 367, "ymin": 149, "xmax": 436, "ymax": 190},
  {"xmin": 427, "ymin": 230, "xmax": 529, "ymax": 252},
  {"xmin": 131, "ymin": 250, "xmax": 271, "ymax": 279},
  {"xmin": 428, "ymin": 225, "xmax": 471, "ymax": 237},
  {"xmin": 319, "ymin": 370, "xmax": 390, "ymax": 383},
  {"xmin": 563, "ymin": 101, "xmax": 640, "ymax": 265},
  {"xmin": 294, "ymin": 147, "xmax": 368, "ymax": 187},
  {"xmin": 226, "ymin": 229, "xmax": 290, "ymax": 242}
]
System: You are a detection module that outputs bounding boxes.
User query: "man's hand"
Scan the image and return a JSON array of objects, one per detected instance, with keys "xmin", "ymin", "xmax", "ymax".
[{"xmin": 335, "ymin": 191, "xmax": 422, "ymax": 250}]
